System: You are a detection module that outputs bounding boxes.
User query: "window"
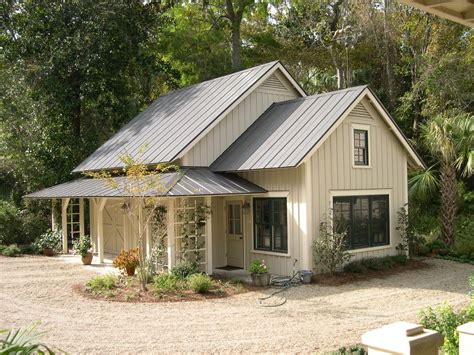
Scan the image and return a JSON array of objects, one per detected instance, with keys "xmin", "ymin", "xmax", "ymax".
[
  {"xmin": 253, "ymin": 198, "xmax": 288, "ymax": 253},
  {"xmin": 67, "ymin": 198, "xmax": 80, "ymax": 247},
  {"xmin": 227, "ymin": 203, "xmax": 242, "ymax": 235},
  {"xmin": 353, "ymin": 129, "xmax": 369, "ymax": 166},
  {"xmin": 333, "ymin": 195, "xmax": 389, "ymax": 249}
]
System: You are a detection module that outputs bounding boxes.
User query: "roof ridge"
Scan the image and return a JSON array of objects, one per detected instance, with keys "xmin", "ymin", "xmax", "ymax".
[{"xmin": 272, "ymin": 85, "xmax": 368, "ymax": 106}]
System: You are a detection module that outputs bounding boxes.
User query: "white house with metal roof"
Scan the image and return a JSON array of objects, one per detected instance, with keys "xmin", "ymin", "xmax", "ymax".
[{"xmin": 26, "ymin": 61, "xmax": 424, "ymax": 276}]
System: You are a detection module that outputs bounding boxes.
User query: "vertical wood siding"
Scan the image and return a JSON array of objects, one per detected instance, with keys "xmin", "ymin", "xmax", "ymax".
[
  {"xmin": 103, "ymin": 199, "xmax": 125, "ymax": 255},
  {"xmin": 310, "ymin": 98, "xmax": 408, "ymax": 265},
  {"xmin": 181, "ymin": 74, "xmax": 299, "ymax": 167},
  {"xmin": 238, "ymin": 167, "xmax": 304, "ymax": 276}
]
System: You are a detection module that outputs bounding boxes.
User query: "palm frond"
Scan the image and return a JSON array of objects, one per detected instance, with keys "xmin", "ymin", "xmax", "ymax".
[
  {"xmin": 0, "ymin": 323, "xmax": 55, "ymax": 355},
  {"xmin": 408, "ymin": 167, "xmax": 440, "ymax": 200}
]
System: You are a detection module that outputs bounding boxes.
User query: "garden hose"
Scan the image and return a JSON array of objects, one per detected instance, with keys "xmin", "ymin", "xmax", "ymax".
[{"xmin": 258, "ymin": 259, "xmax": 303, "ymax": 307}]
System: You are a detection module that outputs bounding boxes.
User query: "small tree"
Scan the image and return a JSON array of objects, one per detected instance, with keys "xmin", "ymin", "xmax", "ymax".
[
  {"xmin": 87, "ymin": 147, "xmax": 179, "ymax": 291},
  {"xmin": 396, "ymin": 205, "xmax": 424, "ymax": 258},
  {"xmin": 312, "ymin": 215, "xmax": 351, "ymax": 274}
]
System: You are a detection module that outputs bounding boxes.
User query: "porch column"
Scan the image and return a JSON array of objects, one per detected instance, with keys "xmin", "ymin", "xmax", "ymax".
[
  {"xmin": 97, "ymin": 198, "xmax": 107, "ymax": 263},
  {"xmin": 166, "ymin": 198, "xmax": 176, "ymax": 271},
  {"xmin": 123, "ymin": 213, "xmax": 129, "ymax": 250},
  {"xmin": 51, "ymin": 198, "xmax": 57, "ymax": 231},
  {"xmin": 79, "ymin": 198, "xmax": 85, "ymax": 238},
  {"xmin": 89, "ymin": 198, "xmax": 97, "ymax": 253},
  {"xmin": 205, "ymin": 196, "xmax": 213, "ymax": 275},
  {"xmin": 301, "ymin": 160, "xmax": 313, "ymax": 271},
  {"xmin": 61, "ymin": 198, "xmax": 70, "ymax": 253}
]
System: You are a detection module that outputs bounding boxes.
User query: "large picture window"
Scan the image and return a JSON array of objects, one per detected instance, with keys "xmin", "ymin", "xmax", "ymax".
[
  {"xmin": 333, "ymin": 195, "xmax": 389, "ymax": 249},
  {"xmin": 253, "ymin": 198, "xmax": 288, "ymax": 253}
]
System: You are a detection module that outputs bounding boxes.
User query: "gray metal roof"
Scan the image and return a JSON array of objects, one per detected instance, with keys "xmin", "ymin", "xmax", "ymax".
[
  {"xmin": 73, "ymin": 61, "xmax": 281, "ymax": 173},
  {"xmin": 211, "ymin": 86, "xmax": 368, "ymax": 171},
  {"xmin": 25, "ymin": 168, "xmax": 266, "ymax": 199}
]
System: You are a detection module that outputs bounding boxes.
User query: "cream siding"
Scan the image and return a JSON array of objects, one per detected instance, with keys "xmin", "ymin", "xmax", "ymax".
[
  {"xmin": 181, "ymin": 71, "xmax": 299, "ymax": 167},
  {"xmin": 310, "ymin": 98, "xmax": 408, "ymax": 265}
]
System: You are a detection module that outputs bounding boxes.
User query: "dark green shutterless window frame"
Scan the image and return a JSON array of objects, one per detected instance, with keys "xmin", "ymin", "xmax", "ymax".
[
  {"xmin": 253, "ymin": 197, "xmax": 288, "ymax": 253},
  {"xmin": 333, "ymin": 195, "xmax": 389, "ymax": 250}
]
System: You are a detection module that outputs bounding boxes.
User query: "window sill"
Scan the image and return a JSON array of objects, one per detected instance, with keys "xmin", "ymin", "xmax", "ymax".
[
  {"xmin": 348, "ymin": 245, "xmax": 392, "ymax": 254},
  {"xmin": 251, "ymin": 249, "xmax": 291, "ymax": 258},
  {"xmin": 352, "ymin": 164, "xmax": 372, "ymax": 169}
]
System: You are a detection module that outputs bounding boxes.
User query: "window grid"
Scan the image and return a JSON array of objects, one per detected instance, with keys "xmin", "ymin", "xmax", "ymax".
[
  {"xmin": 333, "ymin": 195, "xmax": 389, "ymax": 249},
  {"xmin": 253, "ymin": 198, "xmax": 288, "ymax": 253},
  {"xmin": 354, "ymin": 129, "xmax": 368, "ymax": 166},
  {"xmin": 227, "ymin": 203, "xmax": 242, "ymax": 235}
]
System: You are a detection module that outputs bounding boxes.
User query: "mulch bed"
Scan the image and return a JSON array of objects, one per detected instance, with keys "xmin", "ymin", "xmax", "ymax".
[
  {"xmin": 74, "ymin": 276, "xmax": 253, "ymax": 303},
  {"xmin": 313, "ymin": 259, "xmax": 431, "ymax": 286}
]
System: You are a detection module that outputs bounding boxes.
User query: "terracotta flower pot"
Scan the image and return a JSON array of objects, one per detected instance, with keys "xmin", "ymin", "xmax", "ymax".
[
  {"xmin": 251, "ymin": 272, "xmax": 271, "ymax": 287},
  {"xmin": 43, "ymin": 248, "xmax": 54, "ymax": 257},
  {"xmin": 81, "ymin": 252, "xmax": 93, "ymax": 265},
  {"xmin": 126, "ymin": 267, "xmax": 136, "ymax": 276}
]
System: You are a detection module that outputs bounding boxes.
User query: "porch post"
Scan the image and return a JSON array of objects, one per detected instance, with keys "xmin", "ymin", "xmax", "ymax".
[
  {"xmin": 301, "ymin": 160, "xmax": 313, "ymax": 271},
  {"xmin": 166, "ymin": 198, "xmax": 175, "ymax": 271},
  {"xmin": 79, "ymin": 198, "xmax": 85, "ymax": 238},
  {"xmin": 123, "ymin": 213, "xmax": 129, "ymax": 250},
  {"xmin": 97, "ymin": 198, "xmax": 107, "ymax": 263},
  {"xmin": 89, "ymin": 198, "xmax": 97, "ymax": 253},
  {"xmin": 51, "ymin": 198, "xmax": 57, "ymax": 231},
  {"xmin": 61, "ymin": 198, "xmax": 70, "ymax": 253},
  {"xmin": 205, "ymin": 196, "xmax": 213, "ymax": 275}
]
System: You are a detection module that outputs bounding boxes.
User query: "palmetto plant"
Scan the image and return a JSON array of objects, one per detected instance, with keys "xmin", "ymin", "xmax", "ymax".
[
  {"xmin": 0, "ymin": 323, "xmax": 55, "ymax": 354},
  {"xmin": 409, "ymin": 111, "xmax": 473, "ymax": 247}
]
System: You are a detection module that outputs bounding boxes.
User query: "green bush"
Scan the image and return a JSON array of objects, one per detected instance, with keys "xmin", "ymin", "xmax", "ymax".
[
  {"xmin": 334, "ymin": 345, "xmax": 367, "ymax": 354},
  {"xmin": 0, "ymin": 244, "xmax": 7, "ymax": 254},
  {"xmin": 343, "ymin": 255, "xmax": 407, "ymax": 274},
  {"xmin": 1, "ymin": 244, "xmax": 21, "ymax": 257},
  {"xmin": 187, "ymin": 273, "xmax": 212, "ymax": 293},
  {"xmin": 454, "ymin": 215, "xmax": 474, "ymax": 258},
  {"xmin": 34, "ymin": 229, "xmax": 62, "ymax": 252},
  {"xmin": 153, "ymin": 273, "xmax": 182, "ymax": 292},
  {"xmin": 86, "ymin": 274, "xmax": 117, "ymax": 292},
  {"xmin": 419, "ymin": 302, "xmax": 474, "ymax": 354},
  {"xmin": 170, "ymin": 261, "xmax": 198, "ymax": 280},
  {"xmin": 18, "ymin": 244, "xmax": 38, "ymax": 255},
  {"xmin": 426, "ymin": 239, "xmax": 449, "ymax": 255}
]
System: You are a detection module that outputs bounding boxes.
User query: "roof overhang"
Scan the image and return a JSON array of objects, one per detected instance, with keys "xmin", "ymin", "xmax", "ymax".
[
  {"xmin": 24, "ymin": 168, "xmax": 266, "ymax": 199},
  {"xmin": 399, "ymin": 0, "xmax": 474, "ymax": 28}
]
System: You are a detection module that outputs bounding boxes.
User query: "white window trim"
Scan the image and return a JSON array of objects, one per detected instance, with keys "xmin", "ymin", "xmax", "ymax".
[
  {"xmin": 351, "ymin": 123, "xmax": 372, "ymax": 169},
  {"xmin": 329, "ymin": 189, "xmax": 393, "ymax": 252},
  {"xmin": 250, "ymin": 191, "xmax": 291, "ymax": 258}
]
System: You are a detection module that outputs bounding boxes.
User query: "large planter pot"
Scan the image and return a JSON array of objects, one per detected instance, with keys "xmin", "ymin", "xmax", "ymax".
[
  {"xmin": 251, "ymin": 272, "xmax": 271, "ymax": 287},
  {"xmin": 43, "ymin": 248, "xmax": 54, "ymax": 257},
  {"xmin": 125, "ymin": 267, "xmax": 136, "ymax": 276},
  {"xmin": 81, "ymin": 252, "xmax": 93, "ymax": 265}
]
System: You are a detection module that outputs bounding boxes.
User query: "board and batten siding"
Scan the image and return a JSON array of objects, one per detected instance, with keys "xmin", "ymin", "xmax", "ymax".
[
  {"xmin": 310, "ymin": 97, "xmax": 408, "ymax": 264},
  {"xmin": 181, "ymin": 71, "xmax": 299, "ymax": 167},
  {"xmin": 237, "ymin": 167, "xmax": 305, "ymax": 276}
]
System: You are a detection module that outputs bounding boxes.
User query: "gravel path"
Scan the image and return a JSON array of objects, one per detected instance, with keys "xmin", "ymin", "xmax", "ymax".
[{"xmin": 1, "ymin": 256, "xmax": 472, "ymax": 354}]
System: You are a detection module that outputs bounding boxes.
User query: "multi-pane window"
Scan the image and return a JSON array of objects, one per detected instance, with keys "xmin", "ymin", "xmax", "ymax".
[
  {"xmin": 227, "ymin": 203, "xmax": 242, "ymax": 235},
  {"xmin": 67, "ymin": 198, "xmax": 80, "ymax": 247},
  {"xmin": 354, "ymin": 129, "xmax": 369, "ymax": 165},
  {"xmin": 333, "ymin": 195, "xmax": 389, "ymax": 249},
  {"xmin": 253, "ymin": 198, "xmax": 288, "ymax": 253}
]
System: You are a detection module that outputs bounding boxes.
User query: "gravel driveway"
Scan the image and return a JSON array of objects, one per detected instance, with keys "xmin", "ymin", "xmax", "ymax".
[{"xmin": 0, "ymin": 256, "xmax": 472, "ymax": 354}]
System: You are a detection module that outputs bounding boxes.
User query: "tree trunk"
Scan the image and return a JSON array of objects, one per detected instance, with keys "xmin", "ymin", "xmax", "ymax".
[
  {"xmin": 439, "ymin": 161, "xmax": 458, "ymax": 247},
  {"xmin": 231, "ymin": 18, "xmax": 241, "ymax": 71}
]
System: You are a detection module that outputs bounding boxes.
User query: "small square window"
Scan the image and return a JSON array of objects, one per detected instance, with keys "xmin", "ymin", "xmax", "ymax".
[{"xmin": 354, "ymin": 129, "xmax": 369, "ymax": 166}]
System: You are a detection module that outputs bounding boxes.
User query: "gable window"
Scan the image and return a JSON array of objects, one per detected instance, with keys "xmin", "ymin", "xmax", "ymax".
[
  {"xmin": 333, "ymin": 195, "xmax": 389, "ymax": 249},
  {"xmin": 353, "ymin": 128, "xmax": 369, "ymax": 166},
  {"xmin": 253, "ymin": 198, "xmax": 288, "ymax": 253}
]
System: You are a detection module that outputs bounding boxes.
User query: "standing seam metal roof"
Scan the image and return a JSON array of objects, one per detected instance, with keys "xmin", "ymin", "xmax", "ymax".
[
  {"xmin": 210, "ymin": 86, "xmax": 368, "ymax": 171},
  {"xmin": 24, "ymin": 168, "xmax": 266, "ymax": 199},
  {"xmin": 73, "ymin": 61, "xmax": 280, "ymax": 173}
]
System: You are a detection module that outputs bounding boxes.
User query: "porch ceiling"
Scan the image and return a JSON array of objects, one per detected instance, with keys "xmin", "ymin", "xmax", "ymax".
[{"xmin": 24, "ymin": 168, "xmax": 266, "ymax": 199}]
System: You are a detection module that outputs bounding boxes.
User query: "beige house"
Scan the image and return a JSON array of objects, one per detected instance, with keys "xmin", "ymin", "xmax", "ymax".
[{"xmin": 26, "ymin": 61, "xmax": 424, "ymax": 276}]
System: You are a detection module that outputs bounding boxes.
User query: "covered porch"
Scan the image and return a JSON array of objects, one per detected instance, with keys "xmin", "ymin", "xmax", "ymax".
[{"xmin": 25, "ymin": 168, "xmax": 266, "ymax": 275}]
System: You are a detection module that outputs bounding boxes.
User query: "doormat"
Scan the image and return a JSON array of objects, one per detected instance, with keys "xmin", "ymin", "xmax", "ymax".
[{"xmin": 216, "ymin": 265, "xmax": 243, "ymax": 271}]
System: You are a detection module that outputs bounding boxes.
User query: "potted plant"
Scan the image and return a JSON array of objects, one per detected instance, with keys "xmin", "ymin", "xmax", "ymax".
[
  {"xmin": 73, "ymin": 235, "xmax": 93, "ymax": 265},
  {"xmin": 34, "ymin": 229, "xmax": 62, "ymax": 256},
  {"xmin": 249, "ymin": 259, "xmax": 271, "ymax": 287},
  {"xmin": 113, "ymin": 248, "xmax": 139, "ymax": 276}
]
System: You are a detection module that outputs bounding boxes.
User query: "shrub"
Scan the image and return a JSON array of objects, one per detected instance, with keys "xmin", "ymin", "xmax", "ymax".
[
  {"xmin": 396, "ymin": 206, "xmax": 425, "ymax": 257},
  {"xmin": 18, "ymin": 244, "xmax": 38, "ymax": 255},
  {"xmin": 0, "ymin": 323, "xmax": 56, "ymax": 354},
  {"xmin": 73, "ymin": 235, "xmax": 92, "ymax": 257},
  {"xmin": 426, "ymin": 239, "xmax": 449, "ymax": 256},
  {"xmin": 334, "ymin": 346, "xmax": 367, "ymax": 354},
  {"xmin": 34, "ymin": 229, "xmax": 62, "ymax": 252},
  {"xmin": 113, "ymin": 249, "xmax": 139, "ymax": 273},
  {"xmin": 343, "ymin": 260, "xmax": 367, "ymax": 274},
  {"xmin": 0, "ymin": 245, "xmax": 7, "ymax": 254},
  {"xmin": 313, "ymin": 218, "xmax": 351, "ymax": 274},
  {"xmin": 390, "ymin": 254, "xmax": 408, "ymax": 265},
  {"xmin": 1, "ymin": 244, "xmax": 21, "ymax": 257},
  {"xmin": 153, "ymin": 273, "xmax": 182, "ymax": 292},
  {"xmin": 343, "ymin": 255, "xmax": 408, "ymax": 274},
  {"xmin": 249, "ymin": 259, "xmax": 268, "ymax": 274},
  {"xmin": 170, "ymin": 261, "xmax": 198, "ymax": 280},
  {"xmin": 188, "ymin": 273, "xmax": 212, "ymax": 293},
  {"xmin": 86, "ymin": 274, "xmax": 117, "ymax": 292},
  {"xmin": 419, "ymin": 302, "xmax": 474, "ymax": 355}
]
